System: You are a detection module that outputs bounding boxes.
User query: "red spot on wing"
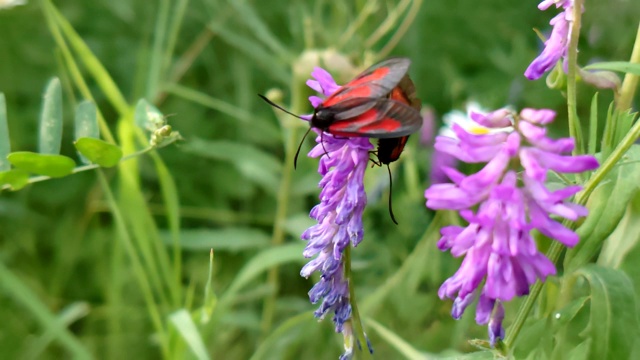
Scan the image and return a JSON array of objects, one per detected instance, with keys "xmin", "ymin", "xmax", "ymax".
[
  {"xmin": 323, "ymin": 86, "xmax": 373, "ymax": 107},
  {"xmin": 347, "ymin": 67, "xmax": 390, "ymax": 87},
  {"xmin": 359, "ymin": 118, "xmax": 402, "ymax": 132},
  {"xmin": 321, "ymin": 67, "xmax": 391, "ymax": 107},
  {"xmin": 327, "ymin": 109, "xmax": 379, "ymax": 133}
]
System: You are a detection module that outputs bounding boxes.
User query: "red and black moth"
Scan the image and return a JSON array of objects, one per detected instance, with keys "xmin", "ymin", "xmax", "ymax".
[
  {"xmin": 375, "ymin": 74, "xmax": 422, "ymax": 165},
  {"xmin": 259, "ymin": 58, "xmax": 422, "ymax": 222},
  {"xmin": 260, "ymin": 57, "xmax": 422, "ymax": 163},
  {"xmin": 373, "ymin": 74, "xmax": 422, "ymax": 224}
]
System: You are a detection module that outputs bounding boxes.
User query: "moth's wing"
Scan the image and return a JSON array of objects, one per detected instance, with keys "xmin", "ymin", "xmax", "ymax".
[
  {"xmin": 327, "ymin": 98, "xmax": 422, "ymax": 138},
  {"xmin": 322, "ymin": 58, "xmax": 411, "ymax": 108}
]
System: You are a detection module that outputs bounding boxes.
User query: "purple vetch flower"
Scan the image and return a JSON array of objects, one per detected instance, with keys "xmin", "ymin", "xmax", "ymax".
[
  {"xmin": 430, "ymin": 102, "xmax": 501, "ymax": 184},
  {"xmin": 425, "ymin": 107, "xmax": 598, "ymax": 344},
  {"xmin": 300, "ymin": 67, "xmax": 373, "ymax": 349},
  {"xmin": 525, "ymin": 0, "xmax": 580, "ymax": 80}
]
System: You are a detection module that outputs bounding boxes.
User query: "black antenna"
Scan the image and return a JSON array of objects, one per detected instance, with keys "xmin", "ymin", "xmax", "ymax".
[
  {"xmin": 258, "ymin": 94, "xmax": 306, "ymax": 120},
  {"xmin": 294, "ymin": 127, "xmax": 312, "ymax": 169},
  {"xmin": 387, "ymin": 164, "xmax": 398, "ymax": 225}
]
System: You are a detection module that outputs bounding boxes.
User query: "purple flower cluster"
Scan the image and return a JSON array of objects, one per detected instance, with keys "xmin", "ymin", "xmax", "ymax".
[
  {"xmin": 424, "ymin": 107, "xmax": 598, "ymax": 344},
  {"xmin": 300, "ymin": 68, "xmax": 372, "ymax": 337},
  {"xmin": 525, "ymin": 0, "xmax": 579, "ymax": 80}
]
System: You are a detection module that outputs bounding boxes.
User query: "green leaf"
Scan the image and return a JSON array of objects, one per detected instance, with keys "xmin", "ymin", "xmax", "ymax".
[
  {"xmin": 583, "ymin": 61, "xmax": 640, "ymax": 76},
  {"xmin": 182, "ymin": 138, "xmax": 282, "ymax": 195},
  {"xmin": 598, "ymin": 191, "xmax": 640, "ymax": 268},
  {"xmin": 8, "ymin": 152, "xmax": 75, "ymax": 178},
  {"xmin": 366, "ymin": 317, "xmax": 431, "ymax": 360},
  {"xmin": 0, "ymin": 93, "xmax": 9, "ymax": 171},
  {"xmin": 572, "ymin": 265, "xmax": 639, "ymax": 360},
  {"xmin": 74, "ymin": 101, "xmax": 98, "ymax": 140},
  {"xmin": 169, "ymin": 309, "xmax": 210, "ymax": 360},
  {"xmin": 220, "ymin": 243, "xmax": 306, "ymax": 305},
  {"xmin": 0, "ymin": 169, "xmax": 29, "ymax": 190},
  {"xmin": 39, "ymin": 78, "xmax": 63, "ymax": 155},
  {"xmin": 565, "ymin": 145, "xmax": 640, "ymax": 271},
  {"xmin": 74, "ymin": 137, "xmax": 123, "ymax": 167},
  {"xmin": 74, "ymin": 101, "xmax": 98, "ymax": 164},
  {"xmin": 588, "ymin": 93, "xmax": 598, "ymax": 155},
  {"xmin": 134, "ymin": 99, "xmax": 163, "ymax": 130},
  {"xmin": 160, "ymin": 228, "xmax": 270, "ymax": 251}
]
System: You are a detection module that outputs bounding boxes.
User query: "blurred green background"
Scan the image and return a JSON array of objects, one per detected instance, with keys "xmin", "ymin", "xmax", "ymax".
[{"xmin": 0, "ymin": 0, "xmax": 638, "ymax": 359}]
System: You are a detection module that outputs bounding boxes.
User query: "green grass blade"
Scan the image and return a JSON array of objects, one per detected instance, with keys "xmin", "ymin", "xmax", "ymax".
[
  {"xmin": 45, "ymin": 0, "xmax": 130, "ymax": 116},
  {"xmin": 588, "ymin": 93, "xmax": 599, "ymax": 155},
  {"xmin": 0, "ymin": 93, "xmax": 10, "ymax": 171},
  {"xmin": 583, "ymin": 61, "xmax": 640, "ymax": 75},
  {"xmin": 150, "ymin": 151, "xmax": 183, "ymax": 306},
  {"xmin": 366, "ymin": 317, "xmax": 434, "ymax": 360},
  {"xmin": 146, "ymin": 0, "xmax": 171, "ymax": 100},
  {"xmin": 220, "ymin": 243, "xmax": 306, "ymax": 305},
  {"xmin": 97, "ymin": 169, "xmax": 170, "ymax": 358},
  {"xmin": 0, "ymin": 262, "xmax": 92, "ymax": 359},
  {"xmin": 163, "ymin": 0, "xmax": 190, "ymax": 90},
  {"xmin": 227, "ymin": 0, "xmax": 292, "ymax": 60},
  {"xmin": 169, "ymin": 309, "xmax": 210, "ymax": 360},
  {"xmin": 208, "ymin": 22, "xmax": 290, "ymax": 84},
  {"xmin": 39, "ymin": 78, "xmax": 63, "ymax": 155},
  {"xmin": 26, "ymin": 302, "xmax": 90, "ymax": 359},
  {"xmin": 40, "ymin": 1, "xmax": 116, "ymax": 144},
  {"xmin": 201, "ymin": 249, "xmax": 217, "ymax": 324},
  {"xmin": 162, "ymin": 84, "xmax": 254, "ymax": 122}
]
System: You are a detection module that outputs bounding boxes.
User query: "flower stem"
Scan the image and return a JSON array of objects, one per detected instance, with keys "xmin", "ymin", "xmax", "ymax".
[
  {"xmin": 576, "ymin": 116, "xmax": 640, "ymax": 205},
  {"xmin": 345, "ymin": 245, "xmax": 373, "ymax": 360},
  {"xmin": 566, "ymin": 0, "xmax": 585, "ymax": 160},
  {"xmin": 617, "ymin": 22, "xmax": 640, "ymax": 111},
  {"xmin": 259, "ymin": 71, "xmax": 306, "ymax": 336}
]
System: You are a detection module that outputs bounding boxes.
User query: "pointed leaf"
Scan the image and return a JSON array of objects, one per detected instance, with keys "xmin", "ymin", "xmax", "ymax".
[
  {"xmin": 74, "ymin": 137, "xmax": 122, "ymax": 167},
  {"xmin": 583, "ymin": 61, "xmax": 640, "ymax": 76},
  {"xmin": 0, "ymin": 169, "xmax": 29, "ymax": 190},
  {"xmin": 221, "ymin": 243, "xmax": 306, "ymax": 304},
  {"xmin": 169, "ymin": 309, "xmax": 210, "ymax": 360},
  {"xmin": 566, "ymin": 145, "xmax": 640, "ymax": 271},
  {"xmin": 598, "ymin": 191, "xmax": 640, "ymax": 268},
  {"xmin": 0, "ymin": 93, "xmax": 9, "ymax": 171},
  {"xmin": 572, "ymin": 265, "xmax": 639, "ymax": 359},
  {"xmin": 8, "ymin": 152, "xmax": 75, "ymax": 177},
  {"xmin": 182, "ymin": 138, "xmax": 282, "ymax": 195},
  {"xmin": 39, "ymin": 78, "xmax": 63, "ymax": 154}
]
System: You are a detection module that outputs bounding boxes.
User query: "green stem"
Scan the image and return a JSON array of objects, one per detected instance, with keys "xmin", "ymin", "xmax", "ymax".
[
  {"xmin": 345, "ymin": 246, "xmax": 373, "ymax": 360},
  {"xmin": 617, "ymin": 22, "xmax": 640, "ymax": 111},
  {"xmin": 504, "ymin": 85, "xmax": 640, "ymax": 348},
  {"xmin": 1, "ymin": 142, "xmax": 175, "ymax": 192},
  {"xmin": 566, "ymin": 0, "xmax": 585, "ymax": 159},
  {"xmin": 97, "ymin": 169, "xmax": 170, "ymax": 359},
  {"xmin": 576, "ymin": 117, "xmax": 640, "ymax": 205},
  {"xmin": 259, "ymin": 72, "xmax": 306, "ymax": 335}
]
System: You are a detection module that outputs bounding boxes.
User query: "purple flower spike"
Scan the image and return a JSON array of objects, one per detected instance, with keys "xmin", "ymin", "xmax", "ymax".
[
  {"xmin": 425, "ymin": 107, "xmax": 598, "ymax": 344},
  {"xmin": 300, "ymin": 66, "xmax": 373, "ymax": 354},
  {"xmin": 525, "ymin": 0, "xmax": 579, "ymax": 80}
]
